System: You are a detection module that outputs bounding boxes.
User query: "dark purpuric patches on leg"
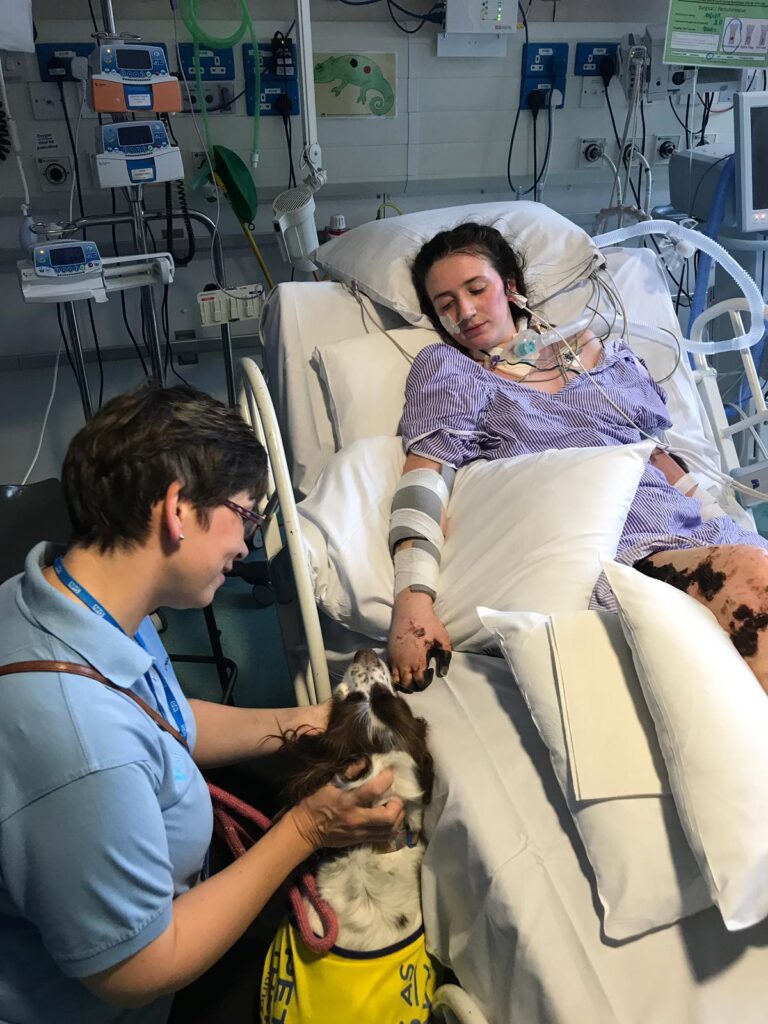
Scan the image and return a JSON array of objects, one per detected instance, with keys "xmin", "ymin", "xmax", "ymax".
[
  {"xmin": 634, "ymin": 555, "xmax": 726, "ymax": 602},
  {"xmin": 729, "ymin": 604, "xmax": 768, "ymax": 658}
]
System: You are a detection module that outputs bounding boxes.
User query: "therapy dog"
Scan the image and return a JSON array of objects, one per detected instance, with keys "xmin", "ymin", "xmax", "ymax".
[{"xmin": 260, "ymin": 650, "xmax": 437, "ymax": 1024}]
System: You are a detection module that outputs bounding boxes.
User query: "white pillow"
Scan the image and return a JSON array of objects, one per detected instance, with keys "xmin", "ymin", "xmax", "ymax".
[
  {"xmin": 313, "ymin": 201, "xmax": 604, "ymax": 328},
  {"xmin": 312, "ymin": 328, "xmax": 439, "ymax": 448},
  {"xmin": 476, "ymin": 607, "xmax": 711, "ymax": 940},
  {"xmin": 604, "ymin": 560, "xmax": 768, "ymax": 931},
  {"xmin": 298, "ymin": 435, "xmax": 652, "ymax": 648}
]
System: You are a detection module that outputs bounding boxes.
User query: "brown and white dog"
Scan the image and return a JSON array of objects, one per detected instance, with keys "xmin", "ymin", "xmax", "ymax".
[
  {"xmin": 282, "ymin": 648, "xmax": 434, "ymax": 949},
  {"xmin": 260, "ymin": 650, "xmax": 436, "ymax": 1024}
]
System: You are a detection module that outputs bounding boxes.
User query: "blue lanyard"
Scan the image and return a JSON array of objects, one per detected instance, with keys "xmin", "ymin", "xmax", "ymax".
[{"xmin": 53, "ymin": 557, "xmax": 188, "ymax": 741}]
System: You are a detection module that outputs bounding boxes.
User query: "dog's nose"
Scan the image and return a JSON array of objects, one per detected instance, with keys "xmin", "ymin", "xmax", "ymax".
[{"xmin": 353, "ymin": 649, "xmax": 380, "ymax": 668}]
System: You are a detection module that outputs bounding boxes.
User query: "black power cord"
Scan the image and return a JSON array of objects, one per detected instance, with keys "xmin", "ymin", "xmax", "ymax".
[
  {"xmin": 528, "ymin": 88, "xmax": 545, "ymax": 192},
  {"xmin": 0, "ymin": 103, "xmax": 10, "ymax": 161}
]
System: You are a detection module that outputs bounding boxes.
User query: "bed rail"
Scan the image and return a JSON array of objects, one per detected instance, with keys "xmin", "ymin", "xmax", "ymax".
[
  {"xmin": 237, "ymin": 357, "xmax": 332, "ymax": 705},
  {"xmin": 689, "ymin": 298, "xmax": 768, "ymax": 474}
]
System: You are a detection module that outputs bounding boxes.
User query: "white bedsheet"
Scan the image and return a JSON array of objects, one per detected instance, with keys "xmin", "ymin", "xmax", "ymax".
[{"xmin": 408, "ymin": 651, "xmax": 768, "ymax": 1024}]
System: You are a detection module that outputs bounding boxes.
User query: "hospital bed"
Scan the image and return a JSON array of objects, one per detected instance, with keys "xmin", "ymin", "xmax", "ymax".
[{"xmin": 238, "ymin": 202, "xmax": 768, "ymax": 1024}]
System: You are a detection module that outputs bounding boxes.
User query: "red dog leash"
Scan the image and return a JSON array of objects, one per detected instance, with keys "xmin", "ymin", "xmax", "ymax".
[{"xmin": 207, "ymin": 783, "xmax": 339, "ymax": 953}]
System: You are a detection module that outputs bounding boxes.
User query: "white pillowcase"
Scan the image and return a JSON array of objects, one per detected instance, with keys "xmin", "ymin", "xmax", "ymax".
[
  {"xmin": 313, "ymin": 328, "xmax": 439, "ymax": 448},
  {"xmin": 298, "ymin": 435, "xmax": 652, "ymax": 648},
  {"xmin": 604, "ymin": 560, "xmax": 768, "ymax": 931},
  {"xmin": 476, "ymin": 606, "xmax": 711, "ymax": 941},
  {"xmin": 313, "ymin": 201, "xmax": 604, "ymax": 328}
]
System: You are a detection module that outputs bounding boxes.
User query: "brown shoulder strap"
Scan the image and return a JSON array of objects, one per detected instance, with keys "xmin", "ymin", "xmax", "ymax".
[{"xmin": 0, "ymin": 660, "xmax": 189, "ymax": 750}]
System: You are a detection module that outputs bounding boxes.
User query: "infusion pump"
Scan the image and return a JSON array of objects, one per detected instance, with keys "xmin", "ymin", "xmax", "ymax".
[
  {"xmin": 19, "ymin": 241, "xmax": 174, "ymax": 304},
  {"xmin": 88, "ymin": 42, "xmax": 182, "ymax": 113},
  {"xmin": 95, "ymin": 121, "xmax": 183, "ymax": 187}
]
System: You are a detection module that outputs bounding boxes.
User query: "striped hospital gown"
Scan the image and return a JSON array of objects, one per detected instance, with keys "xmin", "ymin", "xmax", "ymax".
[{"xmin": 400, "ymin": 341, "xmax": 768, "ymax": 610}]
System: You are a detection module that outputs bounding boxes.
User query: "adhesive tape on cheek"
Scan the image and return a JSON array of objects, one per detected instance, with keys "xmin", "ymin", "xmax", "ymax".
[{"xmin": 439, "ymin": 313, "xmax": 461, "ymax": 336}]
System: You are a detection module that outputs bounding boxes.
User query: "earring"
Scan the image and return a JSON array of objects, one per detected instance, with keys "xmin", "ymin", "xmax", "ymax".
[{"xmin": 179, "ymin": 533, "xmax": 185, "ymax": 541}]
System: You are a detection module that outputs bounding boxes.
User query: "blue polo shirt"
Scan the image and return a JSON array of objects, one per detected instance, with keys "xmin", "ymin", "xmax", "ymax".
[{"xmin": 0, "ymin": 543, "xmax": 213, "ymax": 1024}]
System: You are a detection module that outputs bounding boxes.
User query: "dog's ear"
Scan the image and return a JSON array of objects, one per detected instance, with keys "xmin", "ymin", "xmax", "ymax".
[
  {"xmin": 277, "ymin": 706, "xmax": 371, "ymax": 806},
  {"xmin": 413, "ymin": 716, "xmax": 435, "ymax": 805}
]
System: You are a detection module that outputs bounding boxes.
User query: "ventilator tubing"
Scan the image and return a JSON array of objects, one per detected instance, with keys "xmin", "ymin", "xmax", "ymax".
[{"xmin": 593, "ymin": 219, "xmax": 764, "ymax": 354}]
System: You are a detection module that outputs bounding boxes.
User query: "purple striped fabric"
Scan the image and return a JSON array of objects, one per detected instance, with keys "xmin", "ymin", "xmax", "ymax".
[{"xmin": 401, "ymin": 341, "xmax": 768, "ymax": 611}]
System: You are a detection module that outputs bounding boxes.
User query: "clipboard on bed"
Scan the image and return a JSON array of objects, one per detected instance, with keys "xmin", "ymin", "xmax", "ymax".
[{"xmin": 547, "ymin": 611, "xmax": 670, "ymax": 801}]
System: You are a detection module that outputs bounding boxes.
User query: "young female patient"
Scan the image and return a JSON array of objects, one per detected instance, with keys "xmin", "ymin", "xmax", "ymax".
[{"xmin": 387, "ymin": 222, "xmax": 768, "ymax": 692}]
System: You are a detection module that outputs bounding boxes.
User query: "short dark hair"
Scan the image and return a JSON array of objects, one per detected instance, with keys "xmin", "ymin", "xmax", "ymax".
[
  {"xmin": 62, "ymin": 382, "xmax": 267, "ymax": 552},
  {"xmin": 411, "ymin": 222, "xmax": 528, "ymax": 342}
]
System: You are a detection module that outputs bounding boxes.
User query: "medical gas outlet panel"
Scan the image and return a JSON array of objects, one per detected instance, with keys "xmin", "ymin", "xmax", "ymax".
[
  {"xmin": 89, "ymin": 43, "xmax": 182, "ymax": 113},
  {"xmin": 95, "ymin": 121, "xmax": 183, "ymax": 188}
]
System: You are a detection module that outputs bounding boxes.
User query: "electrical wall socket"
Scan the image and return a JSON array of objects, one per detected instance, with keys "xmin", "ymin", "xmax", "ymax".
[
  {"xmin": 579, "ymin": 137, "xmax": 607, "ymax": 169},
  {"xmin": 654, "ymin": 133, "xmax": 680, "ymax": 163},
  {"xmin": 701, "ymin": 132, "xmax": 717, "ymax": 146}
]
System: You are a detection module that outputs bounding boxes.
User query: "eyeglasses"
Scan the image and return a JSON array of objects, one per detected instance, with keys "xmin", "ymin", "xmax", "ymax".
[{"xmin": 222, "ymin": 499, "xmax": 268, "ymax": 541}]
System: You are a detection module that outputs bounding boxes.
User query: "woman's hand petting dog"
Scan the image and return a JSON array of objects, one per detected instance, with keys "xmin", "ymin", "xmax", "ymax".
[
  {"xmin": 388, "ymin": 590, "xmax": 452, "ymax": 691},
  {"xmin": 285, "ymin": 767, "xmax": 405, "ymax": 852}
]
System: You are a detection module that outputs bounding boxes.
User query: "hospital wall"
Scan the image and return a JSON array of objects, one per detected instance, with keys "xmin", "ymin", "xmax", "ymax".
[{"xmin": 0, "ymin": 1, "xmax": 734, "ymax": 484}]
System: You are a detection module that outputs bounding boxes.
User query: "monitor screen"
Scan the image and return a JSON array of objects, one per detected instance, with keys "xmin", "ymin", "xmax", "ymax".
[
  {"xmin": 115, "ymin": 47, "xmax": 152, "ymax": 70},
  {"xmin": 49, "ymin": 246, "xmax": 84, "ymax": 267},
  {"xmin": 116, "ymin": 124, "xmax": 153, "ymax": 147},
  {"xmin": 750, "ymin": 106, "xmax": 768, "ymax": 211}
]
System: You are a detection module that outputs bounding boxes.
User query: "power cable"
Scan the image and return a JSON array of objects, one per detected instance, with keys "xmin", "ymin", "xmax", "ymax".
[
  {"xmin": 86, "ymin": 0, "xmax": 99, "ymax": 33},
  {"xmin": 21, "ymin": 333, "xmax": 63, "ymax": 485},
  {"xmin": 59, "ymin": 78, "xmax": 104, "ymax": 404},
  {"xmin": 110, "ymin": 189, "xmax": 149, "ymax": 376},
  {"xmin": 161, "ymin": 284, "xmax": 191, "ymax": 386},
  {"xmin": 57, "ymin": 81, "xmax": 85, "ymax": 229}
]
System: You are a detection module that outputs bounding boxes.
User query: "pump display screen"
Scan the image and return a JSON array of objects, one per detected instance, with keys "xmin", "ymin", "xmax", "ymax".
[
  {"xmin": 117, "ymin": 124, "xmax": 153, "ymax": 147},
  {"xmin": 750, "ymin": 107, "xmax": 768, "ymax": 211},
  {"xmin": 116, "ymin": 48, "xmax": 152, "ymax": 70},
  {"xmin": 49, "ymin": 246, "xmax": 84, "ymax": 267}
]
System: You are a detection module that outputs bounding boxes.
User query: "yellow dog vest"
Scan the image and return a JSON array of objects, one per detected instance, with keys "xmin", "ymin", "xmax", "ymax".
[{"xmin": 261, "ymin": 919, "xmax": 437, "ymax": 1024}]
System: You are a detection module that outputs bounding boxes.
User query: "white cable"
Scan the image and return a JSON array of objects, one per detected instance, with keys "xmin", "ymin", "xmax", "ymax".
[
  {"xmin": 630, "ymin": 149, "xmax": 653, "ymax": 213},
  {"xmin": 21, "ymin": 339, "xmax": 63, "ymax": 486},
  {"xmin": 539, "ymin": 313, "xmax": 768, "ymax": 505},
  {"xmin": 536, "ymin": 98, "xmax": 557, "ymax": 202},
  {"xmin": 598, "ymin": 153, "xmax": 622, "ymax": 206},
  {"xmin": 67, "ymin": 83, "xmax": 87, "ymax": 227},
  {"xmin": 0, "ymin": 56, "xmax": 31, "ymax": 215},
  {"xmin": 725, "ymin": 402, "xmax": 768, "ymax": 462}
]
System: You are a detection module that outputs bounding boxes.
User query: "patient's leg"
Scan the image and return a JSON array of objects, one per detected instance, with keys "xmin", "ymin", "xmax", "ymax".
[{"xmin": 635, "ymin": 544, "xmax": 768, "ymax": 695}]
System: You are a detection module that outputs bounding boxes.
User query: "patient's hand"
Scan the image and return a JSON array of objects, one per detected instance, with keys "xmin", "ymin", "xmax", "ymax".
[{"xmin": 388, "ymin": 590, "xmax": 452, "ymax": 691}]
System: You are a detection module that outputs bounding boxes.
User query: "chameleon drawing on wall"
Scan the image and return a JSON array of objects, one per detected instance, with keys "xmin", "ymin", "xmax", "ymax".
[{"xmin": 314, "ymin": 54, "xmax": 395, "ymax": 115}]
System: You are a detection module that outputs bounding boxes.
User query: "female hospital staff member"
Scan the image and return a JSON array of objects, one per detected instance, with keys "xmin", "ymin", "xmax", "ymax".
[{"xmin": 0, "ymin": 383, "xmax": 404, "ymax": 1024}]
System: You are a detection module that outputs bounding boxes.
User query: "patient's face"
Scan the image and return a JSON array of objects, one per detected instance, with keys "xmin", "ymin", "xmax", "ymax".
[{"xmin": 425, "ymin": 252, "xmax": 517, "ymax": 353}]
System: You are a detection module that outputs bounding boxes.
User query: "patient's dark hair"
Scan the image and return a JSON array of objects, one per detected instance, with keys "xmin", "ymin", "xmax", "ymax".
[
  {"xmin": 62, "ymin": 382, "xmax": 267, "ymax": 552},
  {"xmin": 411, "ymin": 222, "xmax": 528, "ymax": 341}
]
